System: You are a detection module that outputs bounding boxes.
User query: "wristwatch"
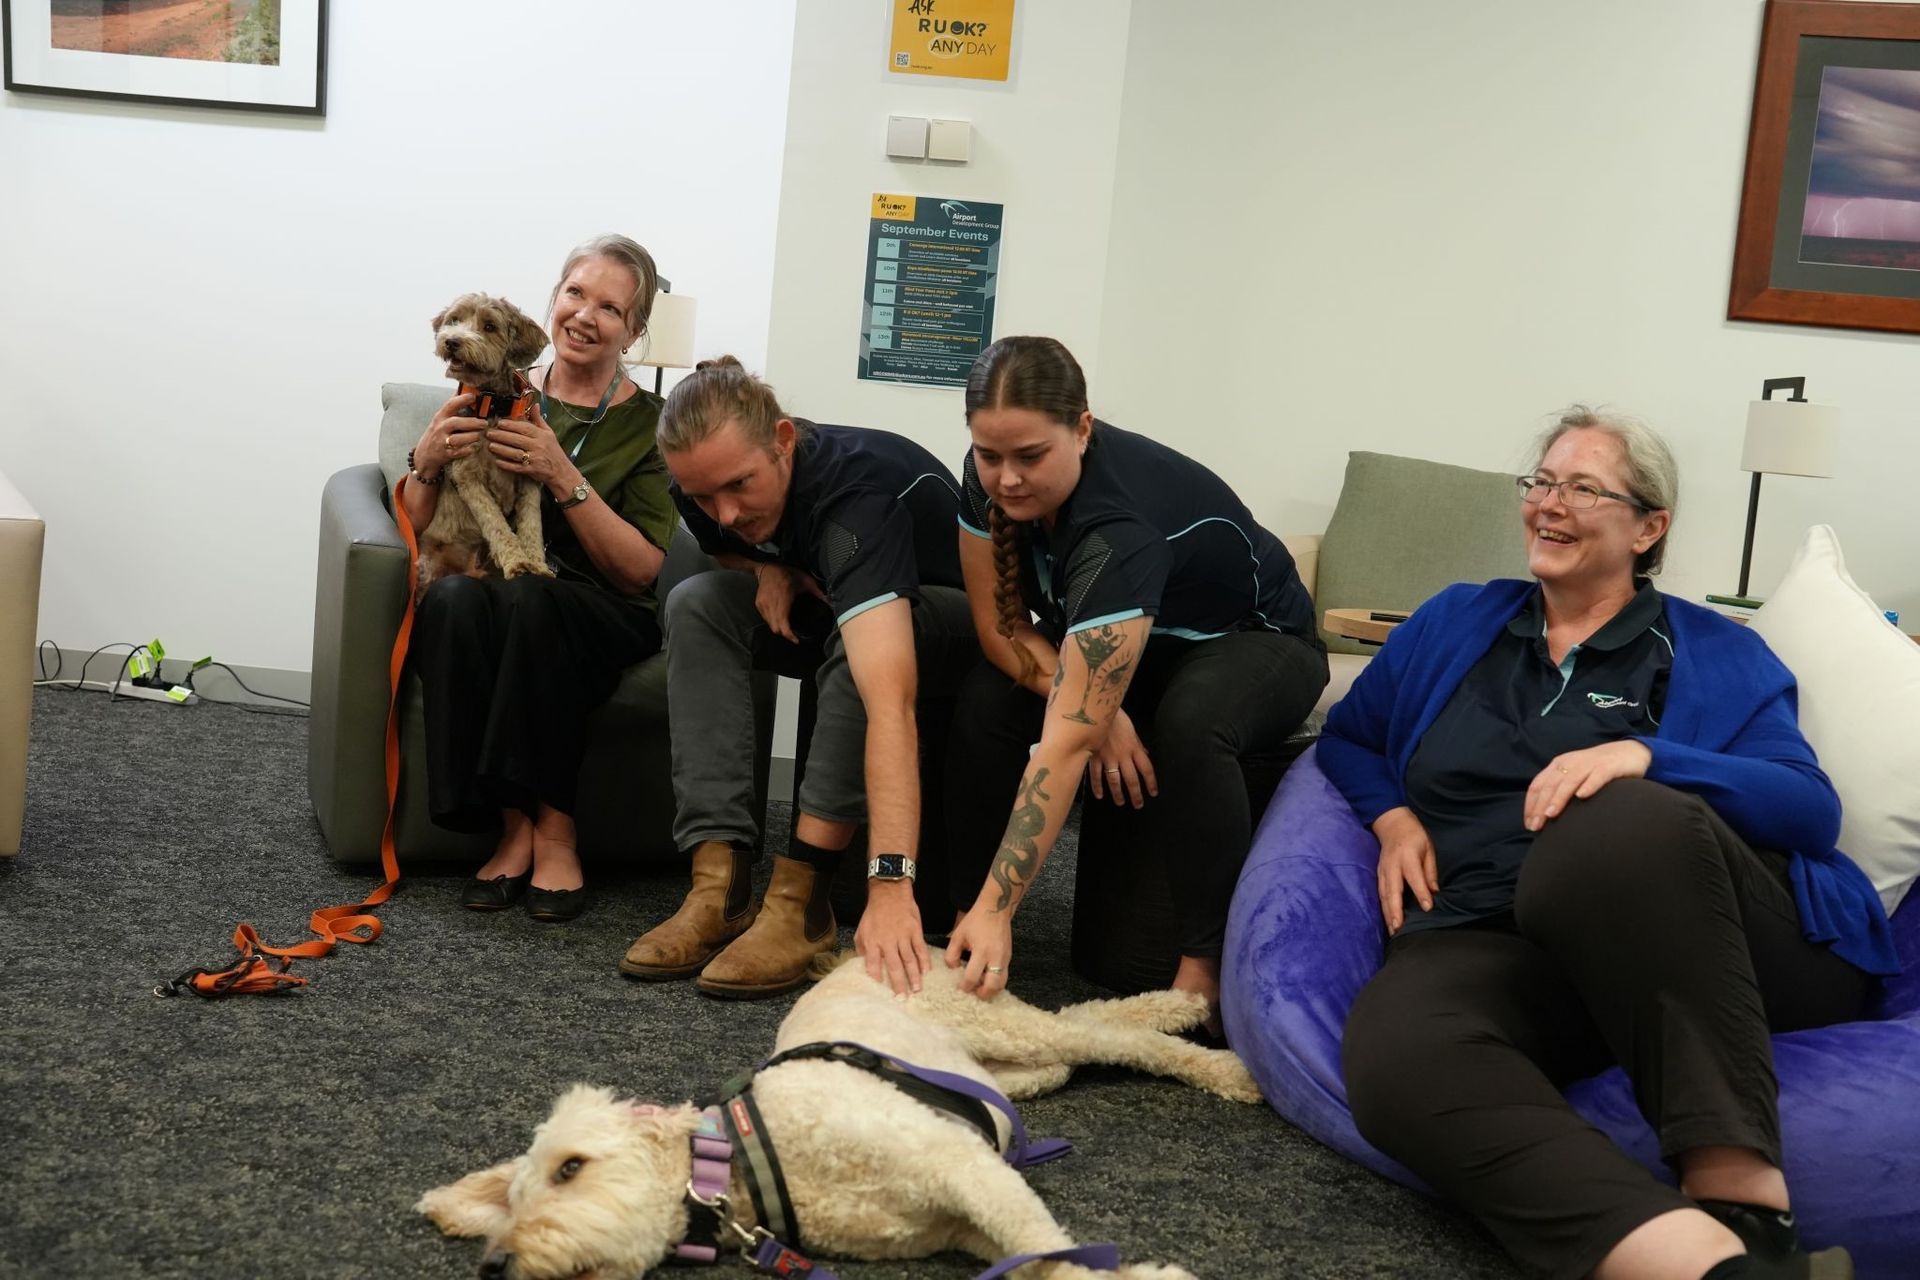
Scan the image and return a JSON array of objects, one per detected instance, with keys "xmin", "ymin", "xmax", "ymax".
[
  {"xmin": 868, "ymin": 853, "xmax": 917, "ymax": 883},
  {"xmin": 558, "ymin": 480, "xmax": 592, "ymax": 509}
]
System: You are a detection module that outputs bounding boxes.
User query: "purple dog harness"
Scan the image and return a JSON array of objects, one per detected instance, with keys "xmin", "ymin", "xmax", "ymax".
[{"xmin": 671, "ymin": 1041, "xmax": 1123, "ymax": 1278}]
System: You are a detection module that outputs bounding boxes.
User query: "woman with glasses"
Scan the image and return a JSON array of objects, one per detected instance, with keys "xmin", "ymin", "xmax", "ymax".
[{"xmin": 1319, "ymin": 407, "xmax": 1894, "ymax": 1280}]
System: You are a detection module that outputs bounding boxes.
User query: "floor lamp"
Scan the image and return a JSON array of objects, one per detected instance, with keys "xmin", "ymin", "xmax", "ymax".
[
  {"xmin": 627, "ymin": 283, "xmax": 698, "ymax": 395},
  {"xmin": 1730, "ymin": 376, "xmax": 1836, "ymax": 604}
]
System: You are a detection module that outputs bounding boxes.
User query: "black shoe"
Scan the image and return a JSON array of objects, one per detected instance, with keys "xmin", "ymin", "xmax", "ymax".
[
  {"xmin": 527, "ymin": 884, "xmax": 588, "ymax": 923},
  {"xmin": 1698, "ymin": 1201, "xmax": 1854, "ymax": 1279},
  {"xmin": 462, "ymin": 872, "xmax": 531, "ymax": 911}
]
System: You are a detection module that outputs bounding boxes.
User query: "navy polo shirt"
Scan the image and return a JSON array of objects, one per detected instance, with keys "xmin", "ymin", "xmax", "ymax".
[
  {"xmin": 957, "ymin": 422, "xmax": 1318, "ymax": 644},
  {"xmin": 674, "ymin": 421, "xmax": 963, "ymax": 626},
  {"xmin": 1397, "ymin": 580, "xmax": 1673, "ymax": 934}
]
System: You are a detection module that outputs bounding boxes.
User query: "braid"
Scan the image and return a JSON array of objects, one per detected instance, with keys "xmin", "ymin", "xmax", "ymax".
[{"xmin": 988, "ymin": 503, "xmax": 1041, "ymax": 685}]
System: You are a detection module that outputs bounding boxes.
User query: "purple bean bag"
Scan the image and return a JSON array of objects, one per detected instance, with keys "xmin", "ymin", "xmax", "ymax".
[{"xmin": 1222, "ymin": 746, "xmax": 1920, "ymax": 1279}]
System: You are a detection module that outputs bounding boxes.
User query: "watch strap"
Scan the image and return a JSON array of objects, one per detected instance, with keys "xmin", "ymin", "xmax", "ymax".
[{"xmin": 557, "ymin": 481, "xmax": 592, "ymax": 509}]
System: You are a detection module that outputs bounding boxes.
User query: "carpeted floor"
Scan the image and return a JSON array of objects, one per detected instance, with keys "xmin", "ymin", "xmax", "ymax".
[{"xmin": 0, "ymin": 688, "xmax": 1518, "ymax": 1279}]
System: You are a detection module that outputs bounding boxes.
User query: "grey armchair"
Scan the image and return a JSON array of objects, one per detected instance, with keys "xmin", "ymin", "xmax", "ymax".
[{"xmin": 307, "ymin": 382, "xmax": 776, "ymax": 869}]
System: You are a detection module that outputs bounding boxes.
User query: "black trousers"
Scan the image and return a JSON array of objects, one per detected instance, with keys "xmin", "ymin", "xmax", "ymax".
[
  {"xmin": 412, "ymin": 575, "xmax": 662, "ymax": 831},
  {"xmin": 1341, "ymin": 780, "xmax": 1873, "ymax": 1280},
  {"xmin": 944, "ymin": 629, "xmax": 1327, "ymax": 957}
]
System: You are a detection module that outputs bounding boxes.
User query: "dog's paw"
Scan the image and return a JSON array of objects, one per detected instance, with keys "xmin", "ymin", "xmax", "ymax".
[
  {"xmin": 1060, "ymin": 988, "xmax": 1209, "ymax": 1034},
  {"xmin": 500, "ymin": 557, "xmax": 554, "ymax": 579},
  {"xmin": 1191, "ymin": 1048, "xmax": 1264, "ymax": 1105}
]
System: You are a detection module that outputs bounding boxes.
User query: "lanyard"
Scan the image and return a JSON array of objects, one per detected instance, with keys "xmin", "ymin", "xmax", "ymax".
[{"xmin": 539, "ymin": 364, "xmax": 626, "ymax": 461}]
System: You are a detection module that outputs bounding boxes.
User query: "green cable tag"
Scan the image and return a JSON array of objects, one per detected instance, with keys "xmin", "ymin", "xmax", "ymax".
[
  {"xmin": 192, "ymin": 656, "xmax": 212, "ymax": 671},
  {"xmin": 149, "ymin": 638, "xmax": 167, "ymax": 661},
  {"xmin": 130, "ymin": 652, "xmax": 154, "ymax": 678},
  {"xmin": 166, "ymin": 685, "xmax": 191, "ymax": 703}
]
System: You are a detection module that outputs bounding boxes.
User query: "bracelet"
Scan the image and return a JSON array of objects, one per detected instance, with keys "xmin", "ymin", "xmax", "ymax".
[{"xmin": 406, "ymin": 447, "xmax": 442, "ymax": 486}]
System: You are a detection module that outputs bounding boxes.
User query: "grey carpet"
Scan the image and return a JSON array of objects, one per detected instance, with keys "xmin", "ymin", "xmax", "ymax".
[{"xmin": 0, "ymin": 688, "xmax": 1518, "ymax": 1280}]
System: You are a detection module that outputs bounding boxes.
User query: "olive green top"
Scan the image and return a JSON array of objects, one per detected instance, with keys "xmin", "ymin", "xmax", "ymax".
[{"xmin": 544, "ymin": 385, "xmax": 676, "ymax": 608}]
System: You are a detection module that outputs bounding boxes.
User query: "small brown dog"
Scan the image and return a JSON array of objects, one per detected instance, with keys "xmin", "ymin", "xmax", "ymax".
[{"xmin": 415, "ymin": 293, "xmax": 553, "ymax": 600}]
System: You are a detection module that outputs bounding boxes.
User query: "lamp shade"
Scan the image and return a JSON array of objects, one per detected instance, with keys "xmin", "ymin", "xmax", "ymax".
[
  {"xmin": 1742, "ymin": 399, "xmax": 1837, "ymax": 477},
  {"xmin": 628, "ymin": 292, "xmax": 698, "ymax": 370}
]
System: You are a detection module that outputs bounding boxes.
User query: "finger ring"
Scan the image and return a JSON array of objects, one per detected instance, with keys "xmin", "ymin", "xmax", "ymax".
[
  {"xmin": 521, "ymin": 450, "xmax": 531, "ymax": 465},
  {"xmin": 1105, "ymin": 767, "xmax": 1121, "ymax": 774},
  {"xmin": 1557, "ymin": 765, "xmax": 1568, "ymax": 774},
  {"xmin": 985, "ymin": 965, "xmax": 1004, "ymax": 974}
]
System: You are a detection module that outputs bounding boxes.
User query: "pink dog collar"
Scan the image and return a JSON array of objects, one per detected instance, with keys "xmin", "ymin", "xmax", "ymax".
[{"xmin": 674, "ymin": 1108, "xmax": 733, "ymax": 1264}]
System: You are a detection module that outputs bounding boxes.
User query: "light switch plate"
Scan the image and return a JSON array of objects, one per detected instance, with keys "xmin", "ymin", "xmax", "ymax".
[
  {"xmin": 885, "ymin": 115, "xmax": 929, "ymax": 160},
  {"xmin": 928, "ymin": 118, "xmax": 972, "ymax": 162}
]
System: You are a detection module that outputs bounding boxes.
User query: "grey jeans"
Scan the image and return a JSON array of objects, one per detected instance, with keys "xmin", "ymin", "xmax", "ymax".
[{"xmin": 664, "ymin": 570, "xmax": 977, "ymax": 852}]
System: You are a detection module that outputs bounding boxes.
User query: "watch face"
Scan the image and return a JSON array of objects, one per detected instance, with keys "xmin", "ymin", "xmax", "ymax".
[
  {"xmin": 573, "ymin": 483, "xmax": 590, "ymax": 501},
  {"xmin": 871, "ymin": 853, "xmax": 914, "ymax": 879}
]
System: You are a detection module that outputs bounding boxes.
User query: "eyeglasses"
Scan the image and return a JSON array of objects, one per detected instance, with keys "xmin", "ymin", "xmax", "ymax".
[{"xmin": 1515, "ymin": 475, "xmax": 1649, "ymax": 512}]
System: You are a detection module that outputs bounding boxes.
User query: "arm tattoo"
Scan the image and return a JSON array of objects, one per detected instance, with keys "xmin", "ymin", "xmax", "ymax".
[
  {"xmin": 1062, "ymin": 625, "xmax": 1132, "ymax": 725},
  {"xmin": 988, "ymin": 768, "xmax": 1052, "ymax": 912}
]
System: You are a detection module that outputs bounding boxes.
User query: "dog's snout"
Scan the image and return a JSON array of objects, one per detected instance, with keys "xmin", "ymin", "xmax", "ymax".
[
  {"xmin": 443, "ymin": 336, "xmax": 462, "ymax": 354},
  {"xmin": 478, "ymin": 1251, "xmax": 511, "ymax": 1280}
]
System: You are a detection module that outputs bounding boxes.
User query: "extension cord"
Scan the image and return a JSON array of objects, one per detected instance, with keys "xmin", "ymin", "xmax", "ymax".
[{"xmin": 115, "ymin": 682, "xmax": 198, "ymax": 705}]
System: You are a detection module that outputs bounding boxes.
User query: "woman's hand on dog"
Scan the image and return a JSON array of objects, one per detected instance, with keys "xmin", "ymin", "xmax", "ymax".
[
  {"xmin": 944, "ymin": 908, "xmax": 1012, "ymax": 999},
  {"xmin": 856, "ymin": 881, "xmax": 930, "ymax": 996},
  {"xmin": 487, "ymin": 405, "xmax": 580, "ymax": 498},
  {"xmin": 416, "ymin": 394, "xmax": 485, "ymax": 474}
]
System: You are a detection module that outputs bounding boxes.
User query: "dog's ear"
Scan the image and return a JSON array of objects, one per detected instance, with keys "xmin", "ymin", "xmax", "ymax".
[
  {"xmin": 504, "ymin": 303, "xmax": 550, "ymax": 368},
  {"xmin": 430, "ymin": 305, "xmax": 450, "ymax": 333},
  {"xmin": 415, "ymin": 1156, "xmax": 523, "ymax": 1239}
]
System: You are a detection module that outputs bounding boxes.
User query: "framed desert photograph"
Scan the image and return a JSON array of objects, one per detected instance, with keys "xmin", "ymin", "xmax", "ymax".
[
  {"xmin": 1730, "ymin": 0, "xmax": 1920, "ymax": 333},
  {"xmin": 3, "ymin": 0, "xmax": 326, "ymax": 114}
]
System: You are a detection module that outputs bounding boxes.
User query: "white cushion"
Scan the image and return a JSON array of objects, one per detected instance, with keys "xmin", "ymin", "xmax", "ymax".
[{"xmin": 1750, "ymin": 525, "xmax": 1920, "ymax": 914}]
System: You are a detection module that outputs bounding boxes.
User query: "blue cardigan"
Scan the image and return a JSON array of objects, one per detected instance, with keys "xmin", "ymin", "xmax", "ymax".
[{"xmin": 1320, "ymin": 580, "xmax": 1897, "ymax": 976}]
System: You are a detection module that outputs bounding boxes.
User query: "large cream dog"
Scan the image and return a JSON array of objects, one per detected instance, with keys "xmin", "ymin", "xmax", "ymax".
[{"xmin": 418, "ymin": 955, "xmax": 1261, "ymax": 1279}]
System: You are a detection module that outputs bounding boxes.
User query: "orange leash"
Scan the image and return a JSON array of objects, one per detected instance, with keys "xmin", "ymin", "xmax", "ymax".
[{"xmin": 159, "ymin": 476, "xmax": 421, "ymax": 998}]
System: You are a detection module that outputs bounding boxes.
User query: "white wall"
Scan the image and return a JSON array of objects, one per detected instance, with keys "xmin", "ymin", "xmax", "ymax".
[
  {"xmin": 0, "ymin": 1, "xmax": 795, "ymax": 679},
  {"xmin": 763, "ymin": 0, "xmax": 1132, "ymax": 460},
  {"xmin": 1096, "ymin": 0, "xmax": 1920, "ymax": 620}
]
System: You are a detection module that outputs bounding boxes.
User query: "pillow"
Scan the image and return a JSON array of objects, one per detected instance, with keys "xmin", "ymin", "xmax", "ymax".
[
  {"xmin": 1750, "ymin": 525, "xmax": 1920, "ymax": 914},
  {"xmin": 1314, "ymin": 452, "xmax": 1531, "ymax": 655}
]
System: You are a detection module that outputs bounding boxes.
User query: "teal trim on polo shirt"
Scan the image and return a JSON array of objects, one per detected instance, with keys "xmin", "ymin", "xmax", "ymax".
[
  {"xmin": 1067, "ymin": 608, "xmax": 1146, "ymax": 634},
  {"xmin": 958, "ymin": 514, "xmax": 990, "ymax": 538},
  {"xmin": 1540, "ymin": 644, "xmax": 1582, "ymax": 716},
  {"xmin": 837, "ymin": 592, "xmax": 901, "ymax": 626},
  {"xmin": 1150, "ymin": 624, "xmax": 1227, "ymax": 641}
]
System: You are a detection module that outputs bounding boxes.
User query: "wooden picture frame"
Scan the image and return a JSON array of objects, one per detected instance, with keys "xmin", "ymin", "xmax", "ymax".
[
  {"xmin": 3, "ymin": 0, "xmax": 326, "ymax": 116},
  {"xmin": 1730, "ymin": 0, "xmax": 1920, "ymax": 334}
]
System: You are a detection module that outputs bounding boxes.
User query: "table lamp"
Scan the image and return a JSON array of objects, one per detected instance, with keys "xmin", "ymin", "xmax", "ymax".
[
  {"xmin": 626, "ymin": 280, "xmax": 698, "ymax": 395},
  {"xmin": 1730, "ymin": 376, "xmax": 1837, "ymax": 603}
]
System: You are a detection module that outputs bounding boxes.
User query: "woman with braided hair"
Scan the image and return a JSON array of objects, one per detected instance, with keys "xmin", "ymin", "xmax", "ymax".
[{"xmin": 943, "ymin": 336, "xmax": 1327, "ymax": 1032}]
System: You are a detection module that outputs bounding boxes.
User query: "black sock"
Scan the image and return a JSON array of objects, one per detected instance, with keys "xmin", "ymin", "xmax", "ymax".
[
  {"xmin": 785, "ymin": 838, "xmax": 841, "ymax": 935},
  {"xmin": 1700, "ymin": 1259, "xmax": 1750, "ymax": 1280},
  {"xmin": 786, "ymin": 837, "xmax": 844, "ymax": 874}
]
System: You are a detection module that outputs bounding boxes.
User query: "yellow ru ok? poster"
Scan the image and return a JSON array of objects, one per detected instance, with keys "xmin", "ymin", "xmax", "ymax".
[{"xmin": 888, "ymin": 0, "xmax": 1015, "ymax": 82}]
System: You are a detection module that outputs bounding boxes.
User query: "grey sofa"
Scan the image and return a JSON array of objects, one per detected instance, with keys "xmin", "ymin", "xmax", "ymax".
[{"xmin": 307, "ymin": 382, "xmax": 775, "ymax": 869}]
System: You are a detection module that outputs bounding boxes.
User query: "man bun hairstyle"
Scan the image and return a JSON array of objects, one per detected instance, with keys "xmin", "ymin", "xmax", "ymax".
[
  {"xmin": 659, "ymin": 355, "xmax": 801, "ymax": 454},
  {"xmin": 965, "ymin": 337, "xmax": 1092, "ymax": 684}
]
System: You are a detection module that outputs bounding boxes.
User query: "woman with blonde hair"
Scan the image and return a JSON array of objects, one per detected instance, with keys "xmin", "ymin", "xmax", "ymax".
[{"xmin": 404, "ymin": 233, "xmax": 679, "ymax": 923}]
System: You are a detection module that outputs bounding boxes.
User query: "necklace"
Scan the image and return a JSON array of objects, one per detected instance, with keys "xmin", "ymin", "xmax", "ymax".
[{"xmin": 540, "ymin": 363, "xmax": 627, "ymax": 459}]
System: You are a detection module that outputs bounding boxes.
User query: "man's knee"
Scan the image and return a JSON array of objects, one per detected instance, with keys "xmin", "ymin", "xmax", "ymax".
[{"xmin": 664, "ymin": 569, "xmax": 750, "ymax": 635}]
